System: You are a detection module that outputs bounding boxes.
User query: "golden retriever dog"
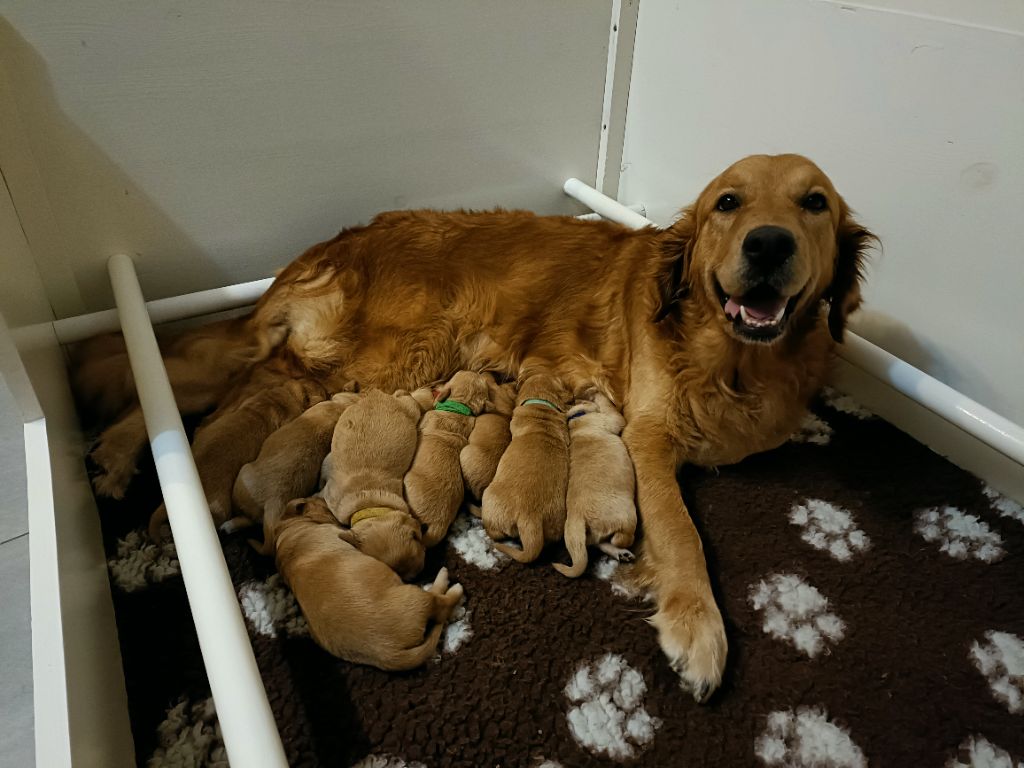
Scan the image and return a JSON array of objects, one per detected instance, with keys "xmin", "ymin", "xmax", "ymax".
[
  {"xmin": 336, "ymin": 507, "xmax": 426, "ymax": 581},
  {"xmin": 229, "ymin": 390, "xmax": 361, "ymax": 547},
  {"xmin": 460, "ymin": 376, "xmax": 518, "ymax": 505},
  {"xmin": 555, "ymin": 391, "xmax": 636, "ymax": 578},
  {"xmin": 481, "ymin": 371, "xmax": 571, "ymax": 563},
  {"xmin": 80, "ymin": 154, "xmax": 874, "ymax": 701},
  {"xmin": 404, "ymin": 370, "xmax": 490, "ymax": 546},
  {"xmin": 146, "ymin": 377, "xmax": 326, "ymax": 539},
  {"xmin": 273, "ymin": 497, "xmax": 462, "ymax": 670},
  {"xmin": 320, "ymin": 388, "xmax": 422, "ymax": 524}
]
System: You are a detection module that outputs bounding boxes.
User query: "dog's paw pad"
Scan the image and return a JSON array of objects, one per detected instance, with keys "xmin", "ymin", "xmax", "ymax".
[
  {"xmin": 616, "ymin": 550, "xmax": 635, "ymax": 563},
  {"xmin": 564, "ymin": 653, "xmax": 660, "ymax": 759}
]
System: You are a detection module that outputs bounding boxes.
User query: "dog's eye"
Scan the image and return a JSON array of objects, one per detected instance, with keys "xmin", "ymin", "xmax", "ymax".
[
  {"xmin": 801, "ymin": 192, "xmax": 828, "ymax": 212},
  {"xmin": 715, "ymin": 193, "xmax": 740, "ymax": 212}
]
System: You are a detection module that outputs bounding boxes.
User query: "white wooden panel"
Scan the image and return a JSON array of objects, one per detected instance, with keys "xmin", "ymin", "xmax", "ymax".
[
  {"xmin": 619, "ymin": 0, "xmax": 1024, "ymax": 426},
  {"xmin": 0, "ymin": 1, "xmax": 611, "ymax": 315}
]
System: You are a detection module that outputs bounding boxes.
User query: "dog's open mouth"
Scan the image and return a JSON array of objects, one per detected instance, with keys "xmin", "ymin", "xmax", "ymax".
[{"xmin": 716, "ymin": 281, "xmax": 798, "ymax": 342}]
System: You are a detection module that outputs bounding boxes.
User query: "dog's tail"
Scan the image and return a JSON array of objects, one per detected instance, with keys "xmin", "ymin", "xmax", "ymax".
[
  {"xmin": 247, "ymin": 499, "xmax": 285, "ymax": 557},
  {"xmin": 553, "ymin": 512, "xmax": 589, "ymax": 578},
  {"xmin": 494, "ymin": 520, "xmax": 544, "ymax": 563}
]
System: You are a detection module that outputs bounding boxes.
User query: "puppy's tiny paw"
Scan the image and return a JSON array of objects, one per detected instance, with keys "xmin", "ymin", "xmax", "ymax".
[
  {"xmin": 650, "ymin": 589, "xmax": 727, "ymax": 704},
  {"xmin": 91, "ymin": 467, "xmax": 136, "ymax": 499},
  {"xmin": 617, "ymin": 550, "xmax": 636, "ymax": 563}
]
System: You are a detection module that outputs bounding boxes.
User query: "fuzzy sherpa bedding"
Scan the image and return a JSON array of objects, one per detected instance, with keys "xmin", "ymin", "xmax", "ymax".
[{"xmin": 91, "ymin": 387, "xmax": 1024, "ymax": 767}]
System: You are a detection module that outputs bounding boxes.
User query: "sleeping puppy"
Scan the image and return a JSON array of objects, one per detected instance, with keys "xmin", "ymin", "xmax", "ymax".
[
  {"xmin": 337, "ymin": 506, "xmax": 425, "ymax": 581},
  {"xmin": 229, "ymin": 390, "xmax": 361, "ymax": 548},
  {"xmin": 460, "ymin": 376, "xmax": 518, "ymax": 505},
  {"xmin": 274, "ymin": 497, "xmax": 463, "ymax": 671},
  {"xmin": 481, "ymin": 371, "xmax": 571, "ymax": 563},
  {"xmin": 404, "ymin": 370, "xmax": 490, "ymax": 546},
  {"xmin": 319, "ymin": 388, "xmax": 429, "ymax": 522},
  {"xmin": 554, "ymin": 391, "xmax": 637, "ymax": 578},
  {"xmin": 147, "ymin": 377, "xmax": 326, "ymax": 539}
]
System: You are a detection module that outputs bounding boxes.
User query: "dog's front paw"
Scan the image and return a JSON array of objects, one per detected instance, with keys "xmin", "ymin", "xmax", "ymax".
[
  {"xmin": 90, "ymin": 459, "xmax": 138, "ymax": 499},
  {"xmin": 649, "ymin": 588, "xmax": 727, "ymax": 703}
]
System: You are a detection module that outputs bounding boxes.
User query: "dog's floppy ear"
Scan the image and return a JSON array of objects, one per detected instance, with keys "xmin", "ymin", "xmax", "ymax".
[
  {"xmin": 827, "ymin": 207, "xmax": 877, "ymax": 342},
  {"xmin": 654, "ymin": 208, "xmax": 697, "ymax": 322}
]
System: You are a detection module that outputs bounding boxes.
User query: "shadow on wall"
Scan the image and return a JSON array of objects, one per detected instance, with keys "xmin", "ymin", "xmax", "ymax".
[
  {"xmin": 851, "ymin": 308, "xmax": 1007, "ymax": 419},
  {"xmin": 0, "ymin": 17, "xmax": 226, "ymax": 317}
]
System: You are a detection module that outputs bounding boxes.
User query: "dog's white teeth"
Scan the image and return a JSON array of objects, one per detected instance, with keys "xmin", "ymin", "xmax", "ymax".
[
  {"xmin": 738, "ymin": 304, "xmax": 785, "ymax": 328},
  {"xmin": 773, "ymin": 303, "xmax": 786, "ymax": 322}
]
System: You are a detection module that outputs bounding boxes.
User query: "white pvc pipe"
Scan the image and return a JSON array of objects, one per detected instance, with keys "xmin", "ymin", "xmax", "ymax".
[
  {"xmin": 53, "ymin": 277, "xmax": 274, "ymax": 344},
  {"xmin": 107, "ymin": 254, "xmax": 287, "ymax": 768},
  {"xmin": 562, "ymin": 177, "xmax": 1024, "ymax": 466}
]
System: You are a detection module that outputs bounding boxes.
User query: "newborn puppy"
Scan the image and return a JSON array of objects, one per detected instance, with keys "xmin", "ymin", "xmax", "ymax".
[
  {"xmin": 460, "ymin": 376, "xmax": 518, "ymax": 505},
  {"xmin": 229, "ymin": 390, "xmax": 361, "ymax": 547},
  {"xmin": 554, "ymin": 391, "xmax": 637, "ymax": 578},
  {"xmin": 337, "ymin": 506, "xmax": 425, "ymax": 581},
  {"xmin": 481, "ymin": 372, "xmax": 570, "ymax": 563},
  {"xmin": 147, "ymin": 378, "xmax": 326, "ymax": 539},
  {"xmin": 274, "ymin": 498, "xmax": 463, "ymax": 671},
  {"xmin": 404, "ymin": 371, "xmax": 490, "ymax": 546}
]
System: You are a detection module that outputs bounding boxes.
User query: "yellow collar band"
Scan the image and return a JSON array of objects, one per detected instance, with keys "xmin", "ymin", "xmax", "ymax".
[{"xmin": 350, "ymin": 507, "xmax": 395, "ymax": 526}]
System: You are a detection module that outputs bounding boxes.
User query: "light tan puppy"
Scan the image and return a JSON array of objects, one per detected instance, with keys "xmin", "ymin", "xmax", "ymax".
[
  {"xmin": 147, "ymin": 378, "xmax": 326, "ymax": 539},
  {"xmin": 229, "ymin": 391, "xmax": 361, "ymax": 546},
  {"xmin": 460, "ymin": 377, "xmax": 518, "ymax": 505},
  {"xmin": 481, "ymin": 372, "xmax": 571, "ymax": 563},
  {"xmin": 337, "ymin": 507, "xmax": 425, "ymax": 581},
  {"xmin": 404, "ymin": 371, "xmax": 490, "ymax": 546},
  {"xmin": 320, "ymin": 388, "xmax": 424, "ymax": 523},
  {"xmin": 555, "ymin": 392, "xmax": 637, "ymax": 578},
  {"xmin": 274, "ymin": 498, "xmax": 463, "ymax": 671}
]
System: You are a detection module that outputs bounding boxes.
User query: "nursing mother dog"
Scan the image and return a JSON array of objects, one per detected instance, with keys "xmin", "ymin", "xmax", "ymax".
[{"xmin": 85, "ymin": 154, "xmax": 875, "ymax": 702}]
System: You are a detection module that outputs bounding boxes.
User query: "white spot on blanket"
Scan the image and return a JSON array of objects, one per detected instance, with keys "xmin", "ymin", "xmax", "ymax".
[
  {"xmin": 970, "ymin": 630, "xmax": 1024, "ymax": 714},
  {"xmin": 593, "ymin": 555, "xmax": 646, "ymax": 600},
  {"xmin": 419, "ymin": 582, "xmax": 471, "ymax": 655},
  {"xmin": 448, "ymin": 511, "xmax": 508, "ymax": 570},
  {"xmin": 749, "ymin": 574, "xmax": 845, "ymax": 658},
  {"xmin": 147, "ymin": 696, "xmax": 227, "ymax": 768},
  {"xmin": 983, "ymin": 485, "xmax": 1024, "ymax": 525},
  {"xmin": 790, "ymin": 412, "xmax": 833, "ymax": 445},
  {"xmin": 947, "ymin": 734, "xmax": 1022, "ymax": 768},
  {"xmin": 914, "ymin": 507, "xmax": 1005, "ymax": 562},
  {"xmin": 564, "ymin": 653, "xmax": 660, "ymax": 760},
  {"xmin": 790, "ymin": 499, "xmax": 870, "ymax": 561},
  {"xmin": 821, "ymin": 387, "xmax": 875, "ymax": 419},
  {"xmin": 238, "ymin": 574, "xmax": 308, "ymax": 638},
  {"xmin": 108, "ymin": 528, "xmax": 180, "ymax": 592},
  {"xmin": 350, "ymin": 756, "xmax": 426, "ymax": 768},
  {"xmin": 754, "ymin": 707, "xmax": 866, "ymax": 767}
]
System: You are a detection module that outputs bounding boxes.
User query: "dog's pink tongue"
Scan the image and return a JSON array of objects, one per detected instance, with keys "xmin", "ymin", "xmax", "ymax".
[
  {"xmin": 724, "ymin": 295, "xmax": 787, "ymax": 321},
  {"xmin": 742, "ymin": 296, "xmax": 787, "ymax": 321},
  {"xmin": 724, "ymin": 297, "xmax": 742, "ymax": 319}
]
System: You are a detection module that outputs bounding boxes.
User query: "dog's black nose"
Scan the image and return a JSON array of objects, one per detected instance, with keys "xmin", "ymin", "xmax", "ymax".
[{"xmin": 742, "ymin": 226, "xmax": 796, "ymax": 271}]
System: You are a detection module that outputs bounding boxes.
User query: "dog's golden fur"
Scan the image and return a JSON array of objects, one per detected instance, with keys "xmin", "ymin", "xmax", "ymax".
[
  {"xmin": 273, "ymin": 498, "xmax": 461, "ymax": 670},
  {"xmin": 78, "ymin": 154, "xmax": 874, "ymax": 701},
  {"xmin": 404, "ymin": 370, "xmax": 490, "ymax": 546},
  {"xmin": 460, "ymin": 377, "xmax": 518, "ymax": 503},
  {"xmin": 232, "ymin": 391, "xmax": 360, "ymax": 551},
  {"xmin": 482, "ymin": 372, "xmax": 572, "ymax": 563},
  {"xmin": 555, "ymin": 391, "xmax": 636, "ymax": 578}
]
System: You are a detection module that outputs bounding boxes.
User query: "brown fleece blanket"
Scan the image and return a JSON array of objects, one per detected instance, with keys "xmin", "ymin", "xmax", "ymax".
[{"xmin": 92, "ymin": 388, "xmax": 1024, "ymax": 767}]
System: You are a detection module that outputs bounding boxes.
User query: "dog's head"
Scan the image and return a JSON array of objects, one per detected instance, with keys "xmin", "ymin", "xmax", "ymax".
[
  {"xmin": 338, "ymin": 510, "xmax": 426, "ymax": 580},
  {"xmin": 656, "ymin": 154, "xmax": 876, "ymax": 344}
]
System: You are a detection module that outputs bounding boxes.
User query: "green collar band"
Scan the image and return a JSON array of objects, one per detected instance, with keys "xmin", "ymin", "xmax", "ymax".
[
  {"xmin": 435, "ymin": 400, "xmax": 473, "ymax": 416},
  {"xmin": 521, "ymin": 398, "xmax": 560, "ymax": 412}
]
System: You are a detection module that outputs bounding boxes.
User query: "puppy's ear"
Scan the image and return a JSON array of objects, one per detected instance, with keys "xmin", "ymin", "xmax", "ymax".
[
  {"xmin": 827, "ymin": 208, "xmax": 877, "ymax": 342},
  {"xmin": 337, "ymin": 528, "xmax": 360, "ymax": 547},
  {"xmin": 654, "ymin": 208, "xmax": 697, "ymax": 322},
  {"xmin": 434, "ymin": 384, "xmax": 452, "ymax": 403}
]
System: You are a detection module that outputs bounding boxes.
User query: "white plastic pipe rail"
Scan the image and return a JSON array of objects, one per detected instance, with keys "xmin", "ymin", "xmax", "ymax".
[
  {"xmin": 562, "ymin": 177, "xmax": 1024, "ymax": 467},
  {"xmin": 107, "ymin": 254, "xmax": 288, "ymax": 768}
]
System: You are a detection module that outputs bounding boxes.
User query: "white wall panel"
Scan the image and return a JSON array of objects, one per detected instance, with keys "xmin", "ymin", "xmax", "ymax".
[
  {"xmin": 619, "ymin": 0, "xmax": 1024, "ymax": 425},
  {"xmin": 0, "ymin": 1, "xmax": 611, "ymax": 315}
]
